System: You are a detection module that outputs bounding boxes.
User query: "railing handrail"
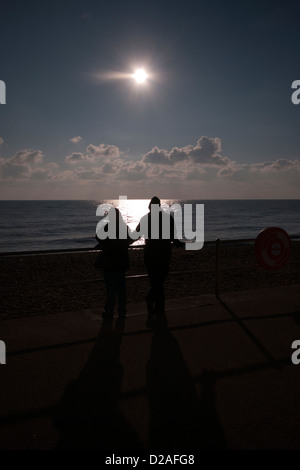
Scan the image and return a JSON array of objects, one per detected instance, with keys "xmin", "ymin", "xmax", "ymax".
[
  {"xmin": 1, "ymin": 236, "xmax": 299, "ymax": 299},
  {"xmin": 0, "ymin": 235, "xmax": 299, "ymax": 258}
]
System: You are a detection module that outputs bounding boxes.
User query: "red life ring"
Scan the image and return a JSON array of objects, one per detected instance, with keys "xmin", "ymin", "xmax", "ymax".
[{"xmin": 255, "ymin": 227, "xmax": 291, "ymax": 270}]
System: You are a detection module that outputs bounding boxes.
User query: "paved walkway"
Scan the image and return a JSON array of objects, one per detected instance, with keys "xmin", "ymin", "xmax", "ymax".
[{"xmin": 1, "ymin": 284, "xmax": 300, "ymax": 450}]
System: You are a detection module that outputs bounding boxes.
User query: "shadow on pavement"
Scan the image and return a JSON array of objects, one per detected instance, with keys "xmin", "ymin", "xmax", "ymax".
[
  {"xmin": 53, "ymin": 318, "xmax": 143, "ymax": 450},
  {"xmin": 146, "ymin": 318, "xmax": 227, "ymax": 449}
]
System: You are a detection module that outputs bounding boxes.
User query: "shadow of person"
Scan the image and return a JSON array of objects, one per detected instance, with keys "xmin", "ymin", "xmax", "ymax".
[
  {"xmin": 53, "ymin": 318, "xmax": 142, "ymax": 449},
  {"xmin": 146, "ymin": 321, "xmax": 226, "ymax": 450}
]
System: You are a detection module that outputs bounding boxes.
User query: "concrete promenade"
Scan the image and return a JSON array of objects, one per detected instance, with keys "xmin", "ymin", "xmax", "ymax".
[{"xmin": 1, "ymin": 284, "xmax": 300, "ymax": 450}]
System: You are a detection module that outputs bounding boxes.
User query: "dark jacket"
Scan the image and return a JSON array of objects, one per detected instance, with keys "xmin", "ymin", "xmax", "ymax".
[
  {"xmin": 135, "ymin": 209, "xmax": 182, "ymax": 270},
  {"xmin": 95, "ymin": 224, "xmax": 132, "ymax": 272}
]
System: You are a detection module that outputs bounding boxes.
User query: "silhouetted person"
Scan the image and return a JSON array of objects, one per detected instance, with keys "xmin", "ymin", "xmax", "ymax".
[
  {"xmin": 134, "ymin": 197, "xmax": 183, "ymax": 327},
  {"xmin": 95, "ymin": 207, "xmax": 132, "ymax": 319}
]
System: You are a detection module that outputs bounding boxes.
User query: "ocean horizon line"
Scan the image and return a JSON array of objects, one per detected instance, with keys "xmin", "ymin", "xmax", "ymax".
[{"xmin": 1, "ymin": 198, "xmax": 300, "ymax": 202}]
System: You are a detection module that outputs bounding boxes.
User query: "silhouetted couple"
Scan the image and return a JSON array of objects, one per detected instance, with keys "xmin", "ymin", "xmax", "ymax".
[{"xmin": 95, "ymin": 197, "xmax": 183, "ymax": 327}]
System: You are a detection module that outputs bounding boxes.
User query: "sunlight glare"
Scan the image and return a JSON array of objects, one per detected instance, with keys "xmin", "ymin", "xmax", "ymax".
[{"xmin": 132, "ymin": 68, "xmax": 148, "ymax": 84}]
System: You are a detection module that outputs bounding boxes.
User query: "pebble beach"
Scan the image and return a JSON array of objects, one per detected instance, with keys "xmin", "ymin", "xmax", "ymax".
[{"xmin": 1, "ymin": 241, "xmax": 299, "ymax": 319}]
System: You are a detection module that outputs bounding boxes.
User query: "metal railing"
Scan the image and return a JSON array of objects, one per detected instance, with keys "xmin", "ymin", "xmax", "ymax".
[{"xmin": 0, "ymin": 236, "xmax": 299, "ymax": 298}]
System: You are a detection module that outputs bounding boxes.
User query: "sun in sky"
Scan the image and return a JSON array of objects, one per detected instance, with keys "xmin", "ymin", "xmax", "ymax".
[{"xmin": 132, "ymin": 68, "xmax": 148, "ymax": 83}]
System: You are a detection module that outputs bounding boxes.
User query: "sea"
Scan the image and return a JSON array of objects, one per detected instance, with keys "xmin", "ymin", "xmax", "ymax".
[{"xmin": 0, "ymin": 199, "xmax": 299, "ymax": 253}]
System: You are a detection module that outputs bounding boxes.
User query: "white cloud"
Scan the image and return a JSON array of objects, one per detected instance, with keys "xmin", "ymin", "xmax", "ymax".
[
  {"xmin": 118, "ymin": 161, "xmax": 147, "ymax": 181},
  {"xmin": 86, "ymin": 143, "xmax": 120, "ymax": 160},
  {"xmin": 142, "ymin": 146, "xmax": 170, "ymax": 165},
  {"xmin": 143, "ymin": 137, "xmax": 229, "ymax": 166},
  {"xmin": 65, "ymin": 143, "xmax": 122, "ymax": 165},
  {"xmin": 65, "ymin": 152, "xmax": 86, "ymax": 164},
  {"xmin": 31, "ymin": 164, "xmax": 58, "ymax": 180},
  {"xmin": 2, "ymin": 139, "xmax": 300, "ymax": 199},
  {"xmin": 0, "ymin": 160, "xmax": 31, "ymax": 179},
  {"xmin": 102, "ymin": 162, "xmax": 115, "ymax": 173},
  {"xmin": 69, "ymin": 136, "xmax": 82, "ymax": 144},
  {"xmin": 0, "ymin": 149, "xmax": 60, "ymax": 182},
  {"xmin": 256, "ymin": 158, "xmax": 300, "ymax": 172},
  {"xmin": 0, "ymin": 149, "xmax": 45, "ymax": 180},
  {"xmin": 11, "ymin": 149, "xmax": 44, "ymax": 165},
  {"xmin": 73, "ymin": 167, "xmax": 103, "ymax": 180},
  {"xmin": 217, "ymin": 158, "xmax": 300, "ymax": 180}
]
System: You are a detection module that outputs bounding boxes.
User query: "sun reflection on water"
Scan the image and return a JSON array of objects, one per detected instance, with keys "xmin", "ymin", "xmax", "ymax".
[
  {"xmin": 114, "ymin": 199, "xmax": 149, "ymax": 246},
  {"xmin": 93, "ymin": 198, "xmax": 183, "ymax": 246},
  {"xmin": 104, "ymin": 199, "xmax": 177, "ymax": 246}
]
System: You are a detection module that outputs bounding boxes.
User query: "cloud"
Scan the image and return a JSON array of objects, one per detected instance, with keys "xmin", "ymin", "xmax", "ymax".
[
  {"xmin": 186, "ymin": 168, "xmax": 207, "ymax": 180},
  {"xmin": 244, "ymin": 159, "xmax": 300, "ymax": 191},
  {"xmin": 118, "ymin": 161, "xmax": 147, "ymax": 181},
  {"xmin": 257, "ymin": 158, "xmax": 300, "ymax": 172},
  {"xmin": 31, "ymin": 163, "xmax": 59, "ymax": 180},
  {"xmin": 70, "ymin": 138, "xmax": 226, "ymax": 174},
  {"xmin": 102, "ymin": 162, "xmax": 115, "ymax": 173},
  {"xmin": 11, "ymin": 149, "xmax": 44, "ymax": 165},
  {"xmin": 142, "ymin": 146, "xmax": 170, "ymax": 165},
  {"xmin": 188, "ymin": 137, "xmax": 227, "ymax": 165},
  {"xmin": 0, "ymin": 160, "xmax": 31, "ymax": 179},
  {"xmin": 2, "ymin": 139, "xmax": 300, "ymax": 199},
  {"xmin": 143, "ymin": 137, "xmax": 229, "ymax": 166},
  {"xmin": 73, "ymin": 167, "xmax": 103, "ymax": 180},
  {"xmin": 0, "ymin": 149, "xmax": 45, "ymax": 180},
  {"xmin": 61, "ymin": 139, "xmax": 300, "ymax": 191},
  {"xmin": 0, "ymin": 137, "xmax": 3, "ymax": 146},
  {"xmin": 69, "ymin": 136, "xmax": 82, "ymax": 144},
  {"xmin": 51, "ymin": 169, "xmax": 75, "ymax": 181},
  {"xmin": 65, "ymin": 143, "xmax": 122, "ymax": 165},
  {"xmin": 217, "ymin": 158, "xmax": 300, "ymax": 184},
  {"xmin": 86, "ymin": 143, "xmax": 120, "ymax": 160},
  {"xmin": 65, "ymin": 152, "xmax": 86, "ymax": 164},
  {"xmin": 0, "ymin": 149, "xmax": 61, "ymax": 182}
]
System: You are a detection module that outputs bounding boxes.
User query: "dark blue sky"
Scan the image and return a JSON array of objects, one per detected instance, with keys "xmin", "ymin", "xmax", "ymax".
[{"xmin": 1, "ymin": 0, "xmax": 300, "ymax": 199}]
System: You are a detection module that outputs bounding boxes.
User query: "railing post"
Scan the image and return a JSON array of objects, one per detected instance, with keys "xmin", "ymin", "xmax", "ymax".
[{"xmin": 215, "ymin": 238, "xmax": 220, "ymax": 298}]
